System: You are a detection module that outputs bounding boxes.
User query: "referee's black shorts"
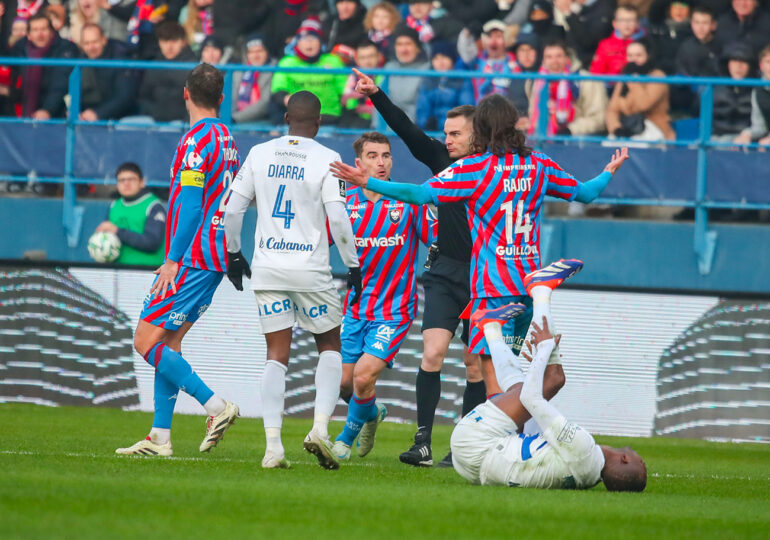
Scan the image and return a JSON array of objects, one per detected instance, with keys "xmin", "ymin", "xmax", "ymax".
[{"xmin": 421, "ymin": 254, "xmax": 471, "ymax": 345}]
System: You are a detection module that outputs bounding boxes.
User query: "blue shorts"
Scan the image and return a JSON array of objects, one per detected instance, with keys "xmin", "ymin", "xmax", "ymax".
[
  {"xmin": 140, "ymin": 265, "xmax": 223, "ymax": 330},
  {"xmin": 466, "ymin": 296, "xmax": 533, "ymax": 356},
  {"xmin": 341, "ymin": 315, "xmax": 412, "ymax": 368}
]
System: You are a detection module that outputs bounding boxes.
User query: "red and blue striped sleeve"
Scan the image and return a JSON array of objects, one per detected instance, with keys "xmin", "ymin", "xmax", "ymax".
[
  {"xmin": 166, "ymin": 138, "xmax": 208, "ymax": 262},
  {"xmin": 413, "ymin": 204, "xmax": 438, "ymax": 247},
  {"xmin": 542, "ymin": 154, "xmax": 580, "ymax": 201},
  {"xmin": 422, "ymin": 157, "xmax": 486, "ymax": 204}
]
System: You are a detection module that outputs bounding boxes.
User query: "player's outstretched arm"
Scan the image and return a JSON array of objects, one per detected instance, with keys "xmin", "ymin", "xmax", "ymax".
[
  {"xmin": 574, "ymin": 147, "xmax": 629, "ymax": 203},
  {"xmin": 329, "ymin": 161, "xmax": 434, "ymax": 205}
]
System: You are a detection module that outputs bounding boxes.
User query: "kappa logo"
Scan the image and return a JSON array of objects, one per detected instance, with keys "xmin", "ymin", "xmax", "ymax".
[
  {"xmin": 197, "ymin": 304, "xmax": 210, "ymax": 316},
  {"xmin": 186, "ymin": 152, "xmax": 203, "ymax": 169},
  {"xmin": 389, "ymin": 208, "xmax": 402, "ymax": 223},
  {"xmin": 153, "ymin": 211, "xmax": 166, "ymax": 222},
  {"xmin": 371, "ymin": 341, "xmax": 385, "ymax": 351},
  {"xmin": 184, "ymin": 136, "xmax": 196, "ymax": 146},
  {"xmin": 374, "ymin": 324, "xmax": 395, "ymax": 343},
  {"xmin": 351, "ymin": 211, "xmax": 361, "ymax": 219}
]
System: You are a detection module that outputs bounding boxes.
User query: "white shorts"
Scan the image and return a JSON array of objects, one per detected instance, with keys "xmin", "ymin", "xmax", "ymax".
[
  {"xmin": 254, "ymin": 288, "xmax": 343, "ymax": 335},
  {"xmin": 450, "ymin": 401, "xmax": 518, "ymax": 484}
]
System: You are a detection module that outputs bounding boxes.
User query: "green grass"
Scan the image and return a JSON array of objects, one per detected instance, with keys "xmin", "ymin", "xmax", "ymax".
[{"xmin": 1, "ymin": 404, "xmax": 768, "ymax": 540}]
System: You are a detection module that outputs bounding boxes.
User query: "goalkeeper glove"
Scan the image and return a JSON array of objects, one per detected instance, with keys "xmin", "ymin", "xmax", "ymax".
[
  {"xmin": 226, "ymin": 250, "xmax": 251, "ymax": 291},
  {"xmin": 347, "ymin": 266, "xmax": 363, "ymax": 306}
]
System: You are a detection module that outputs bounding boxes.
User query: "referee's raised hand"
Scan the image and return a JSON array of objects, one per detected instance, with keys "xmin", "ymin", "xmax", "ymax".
[{"xmin": 353, "ymin": 68, "xmax": 378, "ymax": 96}]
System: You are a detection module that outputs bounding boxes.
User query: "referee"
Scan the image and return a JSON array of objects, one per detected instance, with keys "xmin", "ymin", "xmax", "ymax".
[{"xmin": 353, "ymin": 69, "xmax": 483, "ymax": 468}]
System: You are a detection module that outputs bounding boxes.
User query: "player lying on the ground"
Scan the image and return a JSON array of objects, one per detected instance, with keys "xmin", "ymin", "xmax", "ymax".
[
  {"xmin": 330, "ymin": 95, "xmax": 630, "ymax": 454},
  {"xmin": 452, "ymin": 301, "xmax": 647, "ymax": 489},
  {"xmin": 329, "ymin": 132, "xmax": 437, "ymax": 463},
  {"xmin": 115, "ymin": 64, "xmax": 240, "ymax": 457},
  {"xmin": 224, "ymin": 91, "xmax": 361, "ymax": 470}
]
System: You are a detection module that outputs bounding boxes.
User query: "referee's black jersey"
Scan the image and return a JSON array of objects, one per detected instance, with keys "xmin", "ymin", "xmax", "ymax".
[{"xmin": 370, "ymin": 91, "xmax": 472, "ymax": 263}]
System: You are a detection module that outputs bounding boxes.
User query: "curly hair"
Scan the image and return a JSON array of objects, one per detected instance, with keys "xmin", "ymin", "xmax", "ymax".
[
  {"xmin": 471, "ymin": 94, "xmax": 531, "ymax": 157},
  {"xmin": 363, "ymin": 2, "xmax": 401, "ymax": 32}
]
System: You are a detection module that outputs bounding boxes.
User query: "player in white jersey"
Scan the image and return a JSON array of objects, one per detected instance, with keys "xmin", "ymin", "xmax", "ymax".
[
  {"xmin": 224, "ymin": 91, "xmax": 361, "ymax": 470},
  {"xmin": 451, "ymin": 298, "xmax": 647, "ymax": 490}
]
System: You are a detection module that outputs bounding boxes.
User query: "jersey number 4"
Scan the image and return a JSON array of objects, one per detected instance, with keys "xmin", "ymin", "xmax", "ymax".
[
  {"xmin": 272, "ymin": 184, "xmax": 295, "ymax": 229},
  {"xmin": 501, "ymin": 200, "xmax": 533, "ymax": 243}
]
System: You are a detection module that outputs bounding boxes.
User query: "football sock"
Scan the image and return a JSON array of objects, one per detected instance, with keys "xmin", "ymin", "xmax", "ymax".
[
  {"xmin": 462, "ymin": 380, "xmax": 487, "ymax": 416},
  {"xmin": 530, "ymin": 285, "xmax": 561, "ymax": 364},
  {"xmin": 336, "ymin": 394, "xmax": 377, "ymax": 446},
  {"xmin": 314, "ymin": 350, "xmax": 342, "ymax": 439},
  {"xmin": 484, "ymin": 322, "xmax": 524, "ymax": 392},
  {"xmin": 149, "ymin": 427, "xmax": 170, "ymax": 445},
  {"xmin": 151, "ymin": 372, "xmax": 177, "ymax": 430},
  {"xmin": 145, "ymin": 343, "xmax": 213, "ymax": 406},
  {"xmin": 261, "ymin": 359, "xmax": 287, "ymax": 447},
  {"xmin": 203, "ymin": 395, "xmax": 226, "ymax": 417},
  {"xmin": 415, "ymin": 368, "xmax": 441, "ymax": 442}
]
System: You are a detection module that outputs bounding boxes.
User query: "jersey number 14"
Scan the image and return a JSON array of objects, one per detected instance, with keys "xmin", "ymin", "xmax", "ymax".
[
  {"xmin": 501, "ymin": 200, "xmax": 533, "ymax": 243},
  {"xmin": 272, "ymin": 184, "xmax": 295, "ymax": 229}
]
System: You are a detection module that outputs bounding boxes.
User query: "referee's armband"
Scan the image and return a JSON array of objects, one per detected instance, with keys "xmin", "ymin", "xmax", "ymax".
[{"xmin": 180, "ymin": 169, "xmax": 205, "ymax": 188}]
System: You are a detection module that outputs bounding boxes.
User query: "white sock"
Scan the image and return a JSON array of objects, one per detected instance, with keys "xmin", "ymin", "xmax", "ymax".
[
  {"xmin": 265, "ymin": 427, "xmax": 284, "ymax": 455},
  {"xmin": 203, "ymin": 395, "xmax": 226, "ymax": 416},
  {"xmin": 484, "ymin": 322, "xmax": 524, "ymax": 392},
  {"xmin": 530, "ymin": 285, "xmax": 561, "ymax": 364},
  {"xmin": 313, "ymin": 350, "xmax": 342, "ymax": 438},
  {"xmin": 149, "ymin": 427, "xmax": 170, "ymax": 445},
  {"xmin": 261, "ymin": 360, "xmax": 287, "ymax": 446}
]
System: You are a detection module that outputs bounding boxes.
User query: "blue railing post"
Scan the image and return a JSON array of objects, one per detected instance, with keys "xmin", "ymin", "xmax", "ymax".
[
  {"xmin": 63, "ymin": 66, "xmax": 84, "ymax": 249},
  {"xmin": 536, "ymin": 77, "xmax": 549, "ymax": 140},
  {"xmin": 221, "ymin": 69, "xmax": 233, "ymax": 125},
  {"xmin": 694, "ymin": 84, "xmax": 717, "ymax": 275}
]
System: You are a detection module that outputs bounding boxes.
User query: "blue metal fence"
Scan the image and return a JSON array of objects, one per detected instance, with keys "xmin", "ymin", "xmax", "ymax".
[{"xmin": 2, "ymin": 57, "xmax": 769, "ymax": 274}]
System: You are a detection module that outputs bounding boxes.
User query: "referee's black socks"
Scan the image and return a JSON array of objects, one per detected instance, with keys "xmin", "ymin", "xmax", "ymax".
[
  {"xmin": 415, "ymin": 368, "xmax": 442, "ymax": 442},
  {"xmin": 462, "ymin": 380, "xmax": 487, "ymax": 417}
]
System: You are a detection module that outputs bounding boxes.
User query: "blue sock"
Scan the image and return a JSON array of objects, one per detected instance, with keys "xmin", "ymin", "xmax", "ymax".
[
  {"xmin": 152, "ymin": 372, "xmax": 178, "ymax": 429},
  {"xmin": 144, "ymin": 343, "xmax": 213, "ymax": 406},
  {"xmin": 336, "ymin": 394, "xmax": 377, "ymax": 446}
]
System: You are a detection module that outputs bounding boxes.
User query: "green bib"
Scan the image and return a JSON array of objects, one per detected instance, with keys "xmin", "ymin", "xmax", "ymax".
[{"xmin": 108, "ymin": 193, "xmax": 166, "ymax": 266}]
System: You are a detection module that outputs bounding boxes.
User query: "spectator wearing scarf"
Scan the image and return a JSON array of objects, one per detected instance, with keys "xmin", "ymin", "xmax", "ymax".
[
  {"xmin": 364, "ymin": 1, "xmax": 401, "ymax": 56},
  {"xmin": 232, "ymin": 33, "xmax": 274, "ymax": 124},
  {"xmin": 527, "ymin": 41, "xmax": 608, "ymax": 137},
  {"xmin": 457, "ymin": 20, "xmax": 522, "ymax": 104}
]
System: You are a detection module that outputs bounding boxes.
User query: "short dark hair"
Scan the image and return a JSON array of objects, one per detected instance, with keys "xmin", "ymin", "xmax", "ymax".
[
  {"xmin": 28, "ymin": 13, "xmax": 53, "ymax": 31},
  {"xmin": 353, "ymin": 132, "xmax": 391, "ymax": 157},
  {"xmin": 357, "ymin": 39, "xmax": 379, "ymax": 51},
  {"xmin": 542, "ymin": 40, "xmax": 569, "ymax": 56},
  {"xmin": 185, "ymin": 63, "xmax": 224, "ymax": 110},
  {"xmin": 286, "ymin": 90, "xmax": 321, "ymax": 124},
  {"xmin": 692, "ymin": 5, "xmax": 715, "ymax": 19},
  {"xmin": 602, "ymin": 459, "xmax": 647, "ymax": 493},
  {"xmin": 759, "ymin": 45, "xmax": 770, "ymax": 61},
  {"xmin": 472, "ymin": 94, "xmax": 531, "ymax": 157},
  {"xmin": 446, "ymin": 104, "xmax": 475, "ymax": 120},
  {"xmin": 155, "ymin": 20, "xmax": 186, "ymax": 42},
  {"xmin": 116, "ymin": 162, "xmax": 144, "ymax": 179}
]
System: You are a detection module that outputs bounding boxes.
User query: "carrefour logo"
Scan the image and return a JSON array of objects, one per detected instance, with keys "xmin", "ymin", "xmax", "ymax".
[
  {"xmin": 355, "ymin": 234, "xmax": 405, "ymax": 248},
  {"xmin": 261, "ymin": 237, "xmax": 314, "ymax": 252}
]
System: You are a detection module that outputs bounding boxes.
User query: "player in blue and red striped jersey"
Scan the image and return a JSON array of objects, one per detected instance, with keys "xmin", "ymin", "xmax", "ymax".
[
  {"xmin": 116, "ymin": 64, "xmax": 242, "ymax": 458},
  {"xmin": 330, "ymin": 94, "xmax": 629, "ymax": 396},
  {"xmin": 330, "ymin": 132, "xmax": 437, "ymax": 462}
]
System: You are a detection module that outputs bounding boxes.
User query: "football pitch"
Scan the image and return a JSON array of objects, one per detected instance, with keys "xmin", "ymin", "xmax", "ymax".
[{"xmin": 2, "ymin": 404, "xmax": 768, "ymax": 540}]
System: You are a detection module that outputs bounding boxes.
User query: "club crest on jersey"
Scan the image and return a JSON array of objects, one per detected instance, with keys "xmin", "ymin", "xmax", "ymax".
[
  {"xmin": 288, "ymin": 139, "xmax": 299, "ymax": 145},
  {"xmin": 389, "ymin": 208, "xmax": 402, "ymax": 223},
  {"xmin": 186, "ymin": 152, "xmax": 203, "ymax": 169}
]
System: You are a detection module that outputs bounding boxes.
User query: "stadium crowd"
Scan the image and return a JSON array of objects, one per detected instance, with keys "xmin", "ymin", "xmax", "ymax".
[{"xmin": 0, "ymin": 0, "xmax": 769, "ymax": 143}]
